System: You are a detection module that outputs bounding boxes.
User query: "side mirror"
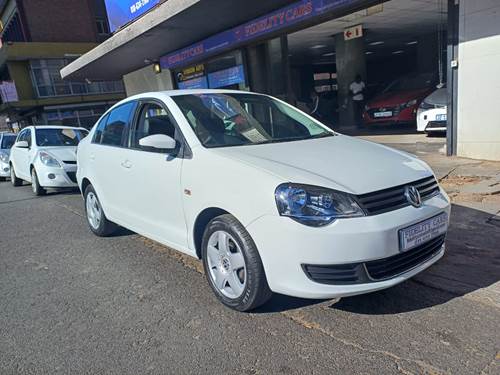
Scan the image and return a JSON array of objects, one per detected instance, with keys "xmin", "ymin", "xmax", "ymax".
[
  {"xmin": 139, "ymin": 134, "xmax": 177, "ymax": 151},
  {"xmin": 15, "ymin": 140, "xmax": 29, "ymax": 148}
]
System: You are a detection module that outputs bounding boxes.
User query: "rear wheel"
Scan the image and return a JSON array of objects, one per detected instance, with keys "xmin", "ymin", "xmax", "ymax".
[
  {"xmin": 84, "ymin": 185, "xmax": 118, "ymax": 236},
  {"xmin": 10, "ymin": 164, "xmax": 22, "ymax": 187},
  {"xmin": 31, "ymin": 168, "xmax": 46, "ymax": 196},
  {"xmin": 202, "ymin": 214, "xmax": 272, "ymax": 311}
]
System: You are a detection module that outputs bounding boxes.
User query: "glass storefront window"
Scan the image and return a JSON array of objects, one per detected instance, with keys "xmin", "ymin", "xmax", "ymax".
[{"xmin": 30, "ymin": 59, "xmax": 125, "ymax": 98}]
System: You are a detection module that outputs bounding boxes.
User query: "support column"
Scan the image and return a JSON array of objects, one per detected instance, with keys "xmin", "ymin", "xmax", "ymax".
[
  {"xmin": 334, "ymin": 33, "xmax": 366, "ymax": 127},
  {"xmin": 246, "ymin": 36, "xmax": 292, "ymax": 102}
]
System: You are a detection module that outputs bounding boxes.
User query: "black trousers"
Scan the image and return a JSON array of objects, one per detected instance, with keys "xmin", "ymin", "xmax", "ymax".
[{"xmin": 353, "ymin": 100, "xmax": 364, "ymax": 127}]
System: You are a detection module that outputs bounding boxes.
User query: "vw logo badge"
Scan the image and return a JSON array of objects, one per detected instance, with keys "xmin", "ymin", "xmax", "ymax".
[{"xmin": 404, "ymin": 186, "xmax": 422, "ymax": 208}]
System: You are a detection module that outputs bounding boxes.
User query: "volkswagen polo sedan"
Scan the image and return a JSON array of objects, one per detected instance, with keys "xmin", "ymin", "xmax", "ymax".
[{"xmin": 77, "ymin": 90, "xmax": 450, "ymax": 311}]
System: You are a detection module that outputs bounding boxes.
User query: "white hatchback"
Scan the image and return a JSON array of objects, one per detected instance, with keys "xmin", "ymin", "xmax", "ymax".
[
  {"xmin": 9, "ymin": 126, "xmax": 88, "ymax": 195},
  {"xmin": 77, "ymin": 90, "xmax": 451, "ymax": 311},
  {"xmin": 0, "ymin": 132, "xmax": 17, "ymax": 181}
]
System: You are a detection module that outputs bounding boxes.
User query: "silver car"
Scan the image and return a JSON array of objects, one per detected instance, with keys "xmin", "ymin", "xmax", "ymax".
[{"xmin": 0, "ymin": 132, "xmax": 17, "ymax": 181}]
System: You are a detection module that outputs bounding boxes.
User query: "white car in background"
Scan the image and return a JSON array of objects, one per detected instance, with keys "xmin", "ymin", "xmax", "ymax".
[
  {"xmin": 417, "ymin": 87, "xmax": 447, "ymax": 134},
  {"xmin": 9, "ymin": 126, "xmax": 88, "ymax": 195},
  {"xmin": 0, "ymin": 132, "xmax": 17, "ymax": 181},
  {"xmin": 77, "ymin": 90, "xmax": 450, "ymax": 311}
]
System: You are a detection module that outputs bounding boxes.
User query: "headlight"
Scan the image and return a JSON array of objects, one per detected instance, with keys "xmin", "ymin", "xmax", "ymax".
[
  {"xmin": 275, "ymin": 183, "xmax": 365, "ymax": 227},
  {"xmin": 0, "ymin": 151, "xmax": 8, "ymax": 163},
  {"xmin": 399, "ymin": 99, "xmax": 417, "ymax": 110},
  {"xmin": 39, "ymin": 151, "xmax": 61, "ymax": 167}
]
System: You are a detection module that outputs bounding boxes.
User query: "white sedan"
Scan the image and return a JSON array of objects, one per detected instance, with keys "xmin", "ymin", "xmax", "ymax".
[
  {"xmin": 9, "ymin": 125, "xmax": 88, "ymax": 195},
  {"xmin": 77, "ymin": 90, "xmax": 451, "ymax": 311}
]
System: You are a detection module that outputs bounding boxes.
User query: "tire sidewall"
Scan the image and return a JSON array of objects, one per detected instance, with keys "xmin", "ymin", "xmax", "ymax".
[
  {"xmin": 201, "ymin": 216, "xmax": 267, "ymax": 311},
  {"xmin": 31, "ymin": 169, "xmax": 44, "ymax": 195}
]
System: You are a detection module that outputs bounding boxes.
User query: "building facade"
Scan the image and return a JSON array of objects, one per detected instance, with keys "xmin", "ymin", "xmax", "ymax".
[
  {"xmin": 0, "ymin": 0, "xmax": 125, "ymax": 129},
  {"xmin": 61, "ymin": 0, "xmax": 500, "ymax": 161}
]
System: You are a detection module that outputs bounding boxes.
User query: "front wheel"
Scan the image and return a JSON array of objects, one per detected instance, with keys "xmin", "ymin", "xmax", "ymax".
[
  {"xmin": 31, "ymin": 168, "xmax": 46, "ymax": 196},
  {"xmin": 202, "ymin": 214, "xmax": 272, "ymax": 311},
  {"xmin": 84, "ymin": 185, "xmax": 118, "ymax": 236}
]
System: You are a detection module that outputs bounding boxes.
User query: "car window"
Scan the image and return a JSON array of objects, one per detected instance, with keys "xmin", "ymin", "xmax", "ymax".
[
  {"xmin": 172, "ymin": 93, "xmax": 332, "ymax": 148},
  {"xmin": 130, "ymin": 102, "xmax": 177, "ymax": 152},
  {"xmin": 1, "ymin": 135, "xmax": 17, "ymax": 149},
  {"xmin": 94, "ymin": 102, "xmax": 135, "ymax": 146},
  {"xmin": 35, "ymin": 128, "xmax": 88, "ymax": 147},
  {"xmin": 92, "ymin": 114, "xmax": 109, "ymax": 144},
  {"xmin": 25, "ymin": 129, "xmax": 32, "ymax": 148}
]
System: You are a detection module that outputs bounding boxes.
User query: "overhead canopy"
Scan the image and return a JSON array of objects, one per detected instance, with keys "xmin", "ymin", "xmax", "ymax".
[{"xmin": 61, "ymin": 0, "xmax": 298, "ymax": 81}]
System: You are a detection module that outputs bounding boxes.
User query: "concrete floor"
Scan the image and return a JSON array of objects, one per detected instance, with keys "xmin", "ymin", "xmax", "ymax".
[{"xmin": 0, "ymin": 137, "xmax": 499, "ymax": 374}]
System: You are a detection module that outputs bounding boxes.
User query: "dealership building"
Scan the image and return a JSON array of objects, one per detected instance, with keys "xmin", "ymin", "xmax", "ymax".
[{"xmin": 61, "ymin": 0, "xmax": 500, "ymax": 161}]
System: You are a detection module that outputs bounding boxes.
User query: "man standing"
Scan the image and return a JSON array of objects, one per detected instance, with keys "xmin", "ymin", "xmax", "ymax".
[{"xmin": 349, "ymin": 74, "xmax": 366, "ymax": 127}]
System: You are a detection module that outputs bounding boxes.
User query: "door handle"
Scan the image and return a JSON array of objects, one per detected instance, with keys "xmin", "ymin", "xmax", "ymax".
[
  {"xmin": 121, "ymin": 160, "xmax": 132, "ymax": 169},
  {"xmin": 89, "ymin": 154, "xmax": 95, "ymax": 161}
]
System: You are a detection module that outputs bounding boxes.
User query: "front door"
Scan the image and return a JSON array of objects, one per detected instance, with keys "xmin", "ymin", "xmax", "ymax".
[{"xmin": 122, "ymin": 100, "xmax": 188, "ymax": 250}]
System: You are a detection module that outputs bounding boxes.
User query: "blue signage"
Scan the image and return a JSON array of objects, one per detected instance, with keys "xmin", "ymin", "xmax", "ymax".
[
  {"xmin": 178, "ymin": 76, "xmax": 209, "ymax": 90},
  {"xmin": 208, "ymin": 65, "xmax": 245, "ymax": 89},
  {"xmin": 105, "ymin": 0, "xmax": 160, "ymax": 32},
  {"xmin": 160, "ymin": 0, "xmax": 356, "ymax": 69}
]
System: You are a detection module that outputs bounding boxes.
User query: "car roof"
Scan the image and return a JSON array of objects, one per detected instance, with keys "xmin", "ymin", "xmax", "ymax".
[
  {"xmin": 25, "ymin": 125, "xmax": 88, "ymax": 131},
  {"xmin": 126, "ymin": 89, "xmax": 259, "ymax": 101},
  {"xmin": 0, "ymin": 132, "xmax": 16, "ymax": 136}
]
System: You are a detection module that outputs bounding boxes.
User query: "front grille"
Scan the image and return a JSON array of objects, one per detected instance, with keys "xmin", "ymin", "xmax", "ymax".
[
  {"xmin": 365, "ymin": 235, "xmax": 445, "ymax": 280},
  {"xmin": 426, "ymin": 121, "xmax": 447, "ymax": 129},
  {"xmin": 66, "ymin": 171, "xmax": 77, "ymax": 183},
  {"xmin": 63, "ymin": 160, "xmax": 77, "ymax": 165},
  {"xmin": 356, "ymin": 176, "xmax": 440, "ymax": 216},
  {"xmin": 302, "ymin": 263, "xmax": 367, "ymax": 285}
]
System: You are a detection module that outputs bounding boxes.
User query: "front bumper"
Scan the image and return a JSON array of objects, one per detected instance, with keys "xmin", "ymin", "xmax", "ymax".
[
  {"xmin": 0, "ymin": 161, "xmax": 10, "ymax": 177},
  {"xmin": 363, "ymin": 106, "xmax": 417, "ymax": 125},
  {"xmin": 246, "ymin": 191, "xmax": 450, "ymax": 299},
  {"xmin": 35, "ymin": 163, "xmax": 78, "ymax": 188}
]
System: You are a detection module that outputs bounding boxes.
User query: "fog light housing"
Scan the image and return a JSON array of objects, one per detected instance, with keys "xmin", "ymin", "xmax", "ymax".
[{"xmin": 48, "ymin": 173, "xmax": 56, "ymax": 180}]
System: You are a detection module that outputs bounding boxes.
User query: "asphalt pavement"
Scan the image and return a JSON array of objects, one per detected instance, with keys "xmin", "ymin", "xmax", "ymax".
[{"xmin": 0, "ymin": 178, "xmax": 499, "ymax": 374}]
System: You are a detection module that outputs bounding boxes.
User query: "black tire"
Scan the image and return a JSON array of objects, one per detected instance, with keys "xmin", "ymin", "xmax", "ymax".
[
  {"xmin": 31, "ymin": 168, "xmax": 46, "ymax": 196},
  {"xmin": 10, "ymin": 164, "xmax": 22, "ymax": 187},
  {"xmin": 201, "ymin": 214, "xmax": 272, "ymax": 311},
  {"xmin": 84, "ymin": 184, "xmax": 118, "ymax": 237}
]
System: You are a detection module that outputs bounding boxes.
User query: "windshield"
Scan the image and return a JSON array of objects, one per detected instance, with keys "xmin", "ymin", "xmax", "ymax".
[
  {"xmin": 172, "ymin": 93, "xmax": 333, "ymax": 148},
  {"xmin": 1, "ymin": 135, "xmax": 16, "ymax": 149},
  {"xmin": 383, "ymin": 73, "xmax": 436, "ymax": 93},
  {"xmin": 35, "ymin": 128, "xmax": 88, "ymax": 147}
]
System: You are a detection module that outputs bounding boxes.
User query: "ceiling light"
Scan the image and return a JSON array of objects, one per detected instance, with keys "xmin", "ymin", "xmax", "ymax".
[
  {"xmin": 311, "ymin": 44, "xmax": 327, "ymax": 49},
  {"xmin": 368, "ymin": 41, "xmax": 384, "ymax": 46},
  {"xmin": 322, "ymin": 52, "xmax": 335, "ymax": 57},
  {"xmin": 365, "ymin": 51, "xmax": 374, "ymax": 55},
  {"xmin": 406, "ymin": 41, "xmax": 418, "ymax": 45},
  {"xmin": 392, "ymin": 50, "xmax": 405, "ymax": 55}
]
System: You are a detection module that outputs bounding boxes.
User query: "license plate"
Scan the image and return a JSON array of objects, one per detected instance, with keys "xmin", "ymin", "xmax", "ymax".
[
  {"xmin": 374, "ymin": 111, "xmax": 393, "ymax": 118},
  {"xmin": 436, "ymin": 114, "xmax": 447, "ymax": 121},
  {"xmin": 399, "ymin": 213, "xmax": 448, "ymax": 252}
]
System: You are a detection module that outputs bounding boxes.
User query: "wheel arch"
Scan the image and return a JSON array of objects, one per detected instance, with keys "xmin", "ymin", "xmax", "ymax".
[
  {"xmin": 80, "ymin": 177, "xmax": 92, "ymax": 195},
  {"xmin": 193, "ymin": 207, "xmax": 231, "ymax": 259}
]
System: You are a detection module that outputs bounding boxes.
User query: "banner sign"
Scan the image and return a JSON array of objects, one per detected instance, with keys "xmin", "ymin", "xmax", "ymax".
[
  {"xmin": 105, "ymin": 0, "xmax": 160, "ymax": 32},
  {"xmin": 0, "ymin": 81, "xmax": 19, "ymax": 103},
  {"xmin": 208, "ymin": 65, "xmax": 245, "ymax": 89},
  {"xmin": 178, "ymin": 76, "xmax": 209, "ymax": 90},
  {"xmin": 160, "ymin": 0, "xmax": 356, "ymax": 69},
  {"xmin": 177, "ymin": 64, "xmax": 205, "ymax": 82}
]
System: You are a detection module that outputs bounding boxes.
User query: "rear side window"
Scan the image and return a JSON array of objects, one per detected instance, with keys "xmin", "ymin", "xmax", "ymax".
[{"xmin": 93, "ymin": 102, "xmax": 135, "ymax": 146}]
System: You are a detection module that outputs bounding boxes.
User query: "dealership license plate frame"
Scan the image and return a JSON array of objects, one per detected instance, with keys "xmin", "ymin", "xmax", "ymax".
[
  {"xmin": 374, "ymin": 111, "xmax": 393, "ymax": 118},
  {"xmin": 399, "ymin": 212, "xmax": 448, "ymax": 252},
  {"xmin": 436, "ymin": 114, "xmax": 447, "ymax": 121}
]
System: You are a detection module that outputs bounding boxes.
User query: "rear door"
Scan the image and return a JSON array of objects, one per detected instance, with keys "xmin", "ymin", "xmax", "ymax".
[
  {"xmin": 89, "ymin": 101, "xmax": 137, "ymax": 223},
  {"xmin": 120, "ymin": 99, "xmax": 188, "ymax": 249}
]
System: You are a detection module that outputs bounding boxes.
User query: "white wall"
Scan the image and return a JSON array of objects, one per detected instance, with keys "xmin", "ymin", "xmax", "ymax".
[
  {"xmin": 123, "ymin": 65, "xmax": 174, "ymax": 96},
  {"xmin": 457, "ymin": 0, "xmax": 500, "ymax": 160}
]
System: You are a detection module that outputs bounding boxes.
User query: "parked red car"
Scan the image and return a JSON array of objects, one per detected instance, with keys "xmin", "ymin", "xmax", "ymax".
[{"xmin": 363, "ymin": 73, "xmax": 436, "ymax": 126}]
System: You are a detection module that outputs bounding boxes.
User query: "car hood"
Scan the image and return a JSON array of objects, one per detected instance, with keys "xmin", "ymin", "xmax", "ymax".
[
  {"xmin": 367, "ymin": 89, "xmax": 430, "ymax": 108},
  {"xmin": 40, "ymin": 146, "xmax": 77, "ymax": 161},
  {"xmin": 213, "ymin": 135, "xmax": 433, "ymax": 195}
]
